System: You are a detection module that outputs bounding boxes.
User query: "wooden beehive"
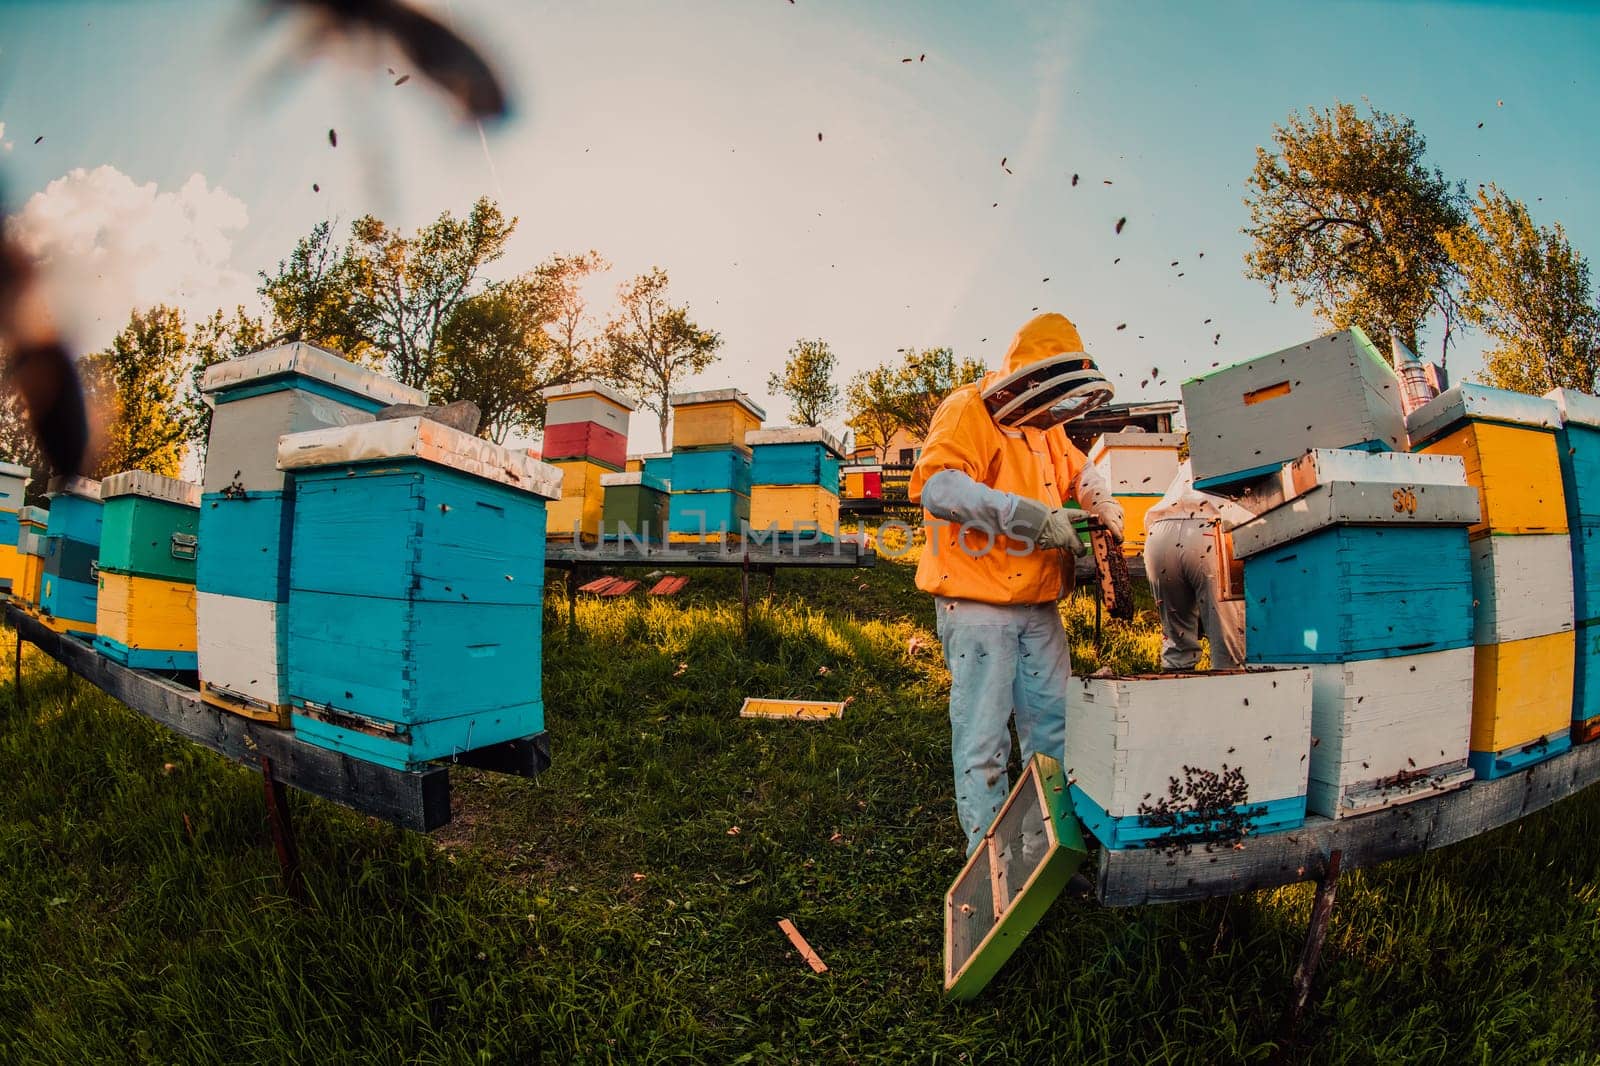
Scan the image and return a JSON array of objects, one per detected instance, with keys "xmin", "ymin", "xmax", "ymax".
[
  {"xmin": 95, "ymin": 471, "xmax": 201, "ymax": 669},
  {"xmin": 600, "ymin": 471, "xmax": 670, "ymax": 542},
  {"xmin": 1547, "ymin": 388, "xmax": 1600, "ymax": 625},
  {"xmin": 542, "ymin": 380, "xmax": 634, "ymax": 470},
  {"xmin": 545, "ymin": 458, "xmax": 611, "ymax": 541},
  {"xmin": 668, "ymin": 446, "xmax": 753, "ymax": 494},
  {"xmin": 749, "ymin": 485, "xmax": 840, "ymax": 539},
  {"xmin": 944, "ymin": 753, "xmax": 1087, "ymax": 1000},
  {"xmin": 669, "ymin": 388, "xmax": 765, "ymax": 452},
  {"xmin": 39, "ymin": 476, "xmax": 102, "ymax": 635},
  {"xmin": 200, "ymin": 342, "xmax": 424, "ymax": 494},
  {"xmin": 1469, "ymin": 630, "xmax": 1575, "ymax": 778},
  {"xmin": 0, "ymin": 460, "xmax": 28, "ymax": 595},
  {"xmin": 97, "ymin": 471, "xmax": 200, "ymax": 583},
  {"xmin": 1182, "ymin": 328, "xmax": 1407, "ymax": 491},
  {"xmin": 667, "ymin": 490, "xmax": 750, "ymax": 542},
  {"xmin": 1244, "ymin": 448, "xmax": 1474, "ymax": 515},
  {"xmin": 0, "ymin": 459, "xmax": 28, "ymax": 512},
  {"xmin": 842, "ymin": 465, "xmax": 883, "ymax": 499},
  {"xmin": 747, "ymin": 427, "xmax": 845, "ymax": 488},
  {"xmin": 94, "ymin": 573, "xmax": 199, "ymax": 670},
  {"xmin": 14, "ymin": 506, "xmax": 49, "ymax": 609},
  {"xmin": 1088, "ymin": 431, "xmax": 1182, "ymax": 494},
  {"xmin": 640, "ymin": 452, "xmax": 673, "ymax": 485},
  {"xmin": 1290, "ymin": 649, "xmax": 1475, "ymax": 818},
  {"xmin": 197, "ymin": 591, "xmax": 288, "ymax": 721},
  {"xmin": 1408, "ymin": 384, "xmax": 1566, "ymax": 539},
  {"xmin": 1469, "ymin": 534, "xmax": 1574, "ymax": 645},
  {"xmin": 543, "ymin": 380, "xmax": 635, "ymax": 437},
  {"xmin": 1065, "ymin": 669, "xmax": 1312, "ymax": 849},
  {"xmin": 278, "ymin": 416, "xmax": 562, "ymax": 770},
  {"xmin": 1241, "ymin": 525, "xmax": 1475, "ymax": 663}
]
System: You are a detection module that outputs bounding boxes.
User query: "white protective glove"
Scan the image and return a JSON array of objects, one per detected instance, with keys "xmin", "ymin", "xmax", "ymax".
[{"xmin": 1074, "ymin": 461, "xmax": 1125, "ymax": 542}]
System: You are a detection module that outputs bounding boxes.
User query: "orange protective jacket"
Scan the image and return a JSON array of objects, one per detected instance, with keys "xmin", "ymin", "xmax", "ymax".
[{"xmin": 909, "ymin": 314, "xmax": 1092, "ymax": 605}]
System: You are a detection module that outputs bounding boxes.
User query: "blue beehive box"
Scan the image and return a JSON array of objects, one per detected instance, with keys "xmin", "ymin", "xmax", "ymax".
[
  {"xmin": 278, "ymin": 416, "xmax": 564, "ymax": 770},
  {"xmin": 669, "ymin": 446, "xmax": 753, "ymax": 494},
  {"xmin": 668, "ymin": 490, "xmax": 750, "ymax": 540},
  {"xmin": 747, "ymin": 428, "xmax": 845, "ymax": 490},
  {"xmin": 1547, "ymin": 388, "xmax": 1600, "ymax": 622},
  {"xmin": 39, "ymin": 476, "xmax": 102, "ymax": 634},
  {"xmin": 640, "ymin": 452, "xmax": 673, "ymax": 485},
  {"xmin": 196, "ymin": 343, "xmax": 425, "ymax": 723}
]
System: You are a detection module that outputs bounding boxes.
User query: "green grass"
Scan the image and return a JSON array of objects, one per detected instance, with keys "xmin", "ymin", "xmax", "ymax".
[{"xmin": 3, "ymin": 560, "xmax": 1600, "ymax": 1063}]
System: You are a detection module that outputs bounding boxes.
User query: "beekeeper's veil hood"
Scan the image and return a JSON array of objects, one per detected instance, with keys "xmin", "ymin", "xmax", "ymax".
[{"xmin": 980, "ymin": 312, "xmax": 1113, "ymax": 430}]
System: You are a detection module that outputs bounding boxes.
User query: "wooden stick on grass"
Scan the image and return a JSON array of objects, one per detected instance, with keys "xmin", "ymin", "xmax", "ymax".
[{"xmin": 777, "ymin": 918, "xmax": 828, "ymax": 974}]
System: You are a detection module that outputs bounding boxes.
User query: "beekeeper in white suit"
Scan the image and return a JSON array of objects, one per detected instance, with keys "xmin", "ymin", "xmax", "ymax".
[{"xmin": 1143, "ymin": 456, "xmax": 1256, "ymax": 670}]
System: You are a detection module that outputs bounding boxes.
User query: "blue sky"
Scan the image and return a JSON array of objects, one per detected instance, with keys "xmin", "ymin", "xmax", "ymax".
[{"xmin": 2, "ymin": 0, "xmax": 1597, "ymax": 452}]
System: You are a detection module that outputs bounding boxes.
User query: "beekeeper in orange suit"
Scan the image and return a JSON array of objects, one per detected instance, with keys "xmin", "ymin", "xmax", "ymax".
[{"xmin": 910, "ymin": 313, "xmax": 1121, "ymax": 852}]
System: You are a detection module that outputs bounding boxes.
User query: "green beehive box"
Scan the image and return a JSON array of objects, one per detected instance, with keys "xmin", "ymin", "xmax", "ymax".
[
  {"xmin": 97, "ymin": 471, "xmax": 201, "ymax": 582},
  {"xmin": 944, "ymin": 753, "xmax": 1087, "ymax": 1000},
  {"xmin": 600, "ymin": 471, "xmax": 670, "ymax": 541}
]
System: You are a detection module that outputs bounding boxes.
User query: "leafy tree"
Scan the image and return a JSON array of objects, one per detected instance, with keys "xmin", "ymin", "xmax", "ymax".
[
  {"xmin": 345, "ymin": 197, "xmax": 517, "ymax": 393},
  {"xmin": 258, "ymin": 221, "xmax": 371, "ymax": 363},
  {"xmin": 845, "ymin": 363, "xmax": 901, "ymax": 462},
  {"xmin": 435, "ymin": 279, "xmax": 578, "ymax": 444},
  {"xmin": 887, "ymin": 346, "xmax": 986, "ymax": 441},
  {"xmin": 530, "ymin": 250, "xmax": 610, "ymax": 371},
  {"xmin": 600, "ymin": 268, "xmax": 723, "ymax": 449},
  {"xmin": 1243, "ymin": 101, "xmax": 1467, "ymax": 355},
  {"xmin": 769, "ymin": 339, "xmax": 840, "ymax": 427},
  {"xmin": 82, "ymin": 305, "xmax": 193, "ymax": 478},
  {"xmin": 1442, "ymin": 185, "xmax": 1600, "ymax": 395},
  {"xmin": 186, "ymin": 306, "xmax": 267, "ymax": 457}
]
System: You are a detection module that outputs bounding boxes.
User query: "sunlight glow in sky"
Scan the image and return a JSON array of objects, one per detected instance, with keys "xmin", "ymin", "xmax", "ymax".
[{"xmin": 3, "ymin": 0, "xmax": 1598, "ymax": 453}]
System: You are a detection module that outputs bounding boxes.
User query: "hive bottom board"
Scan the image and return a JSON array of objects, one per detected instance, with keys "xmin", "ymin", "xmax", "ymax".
[
  {"xmin": 1469, "ymin": 631, "xmax": 1574, "ymax": 778},
  {"xmin": 1069, "ymin": 786, "xmax": 1307, "ymax": 850},
  {"xmin": 292, "ymin": 704, "xmax": 546, "ymax": 771}
]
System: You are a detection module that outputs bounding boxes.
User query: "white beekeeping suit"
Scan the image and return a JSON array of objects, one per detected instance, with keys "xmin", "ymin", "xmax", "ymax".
[{"xmin": 1142, "ymin": 459, "xmax": 1255, "ymax": 670}]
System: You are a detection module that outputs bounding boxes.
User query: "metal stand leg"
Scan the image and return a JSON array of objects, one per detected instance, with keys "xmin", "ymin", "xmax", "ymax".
[
  {"xmin": 1285, "ymin": 848, "xmax": 1342, "ymax": 1031},
  {"xmin": 260, "ymin": 755, "xmax": 306, "ymax": 904},
  {"xmin": 740, "ymin": 554, "xmax": 751, "ymax": 642}
]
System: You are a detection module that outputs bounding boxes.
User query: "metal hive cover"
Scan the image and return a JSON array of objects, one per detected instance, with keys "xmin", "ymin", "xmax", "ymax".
[{"xmin": 944, "ymin": 753, "xmax": 1087, "ymax": 1000}]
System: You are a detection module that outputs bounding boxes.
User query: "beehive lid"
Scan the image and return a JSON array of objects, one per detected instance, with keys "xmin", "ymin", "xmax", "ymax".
[
  {"xmin": 639, "ymin": 451, "xmax": 672, "ymax": 461},
  {"xmin": 100, "ymin": 470, "xmax": 201, "ymax": 507},
  {"xmin": 19, "ymin": 505, "xmax": 49, "ymax": 526},
  {"xmin": 1231, "ymin": 479, "xmax": 1482, "ymax": 559},
  {"xmin": 1407, "ymin": 383, "xmax": 1562, "ymax": 446},
  {"xmin": 199, "ymin": 342, "xmax": 425, "ymax": 407},
  {"xmin": 1242, "ymin": 448, "xmax": 1470, "ymax": 513},
  {"xmin": 744, "ymin": 426, "xmax": 845, "ymax": 456},
  {"xmin": 1086, "ymin": 431, "xmax": 1184, "ymax": 462},
  {"xmin": 277, "ymin": 416, "xmax": 564, "ymax": 499},
  {"xmin": 1545, "ymin": 388, "xmax": 1600, "ymax": 430},
  {"xmin": 46, "ymin": 475, "xmax": 101, "ymax": 501},
  {"xmin": 600, "ymin": 471, "xmax": 670, "ymax": 492},
  {"xmin": 542, "ymin": 379, "xmax": 637, "ymax": 410},
  {"xmin": 668, "ymin": 388, "xmax": 767, "ymax": 420},
  {"xmin": 0, "ymin": 460, "xmax": 30, "ymax": 479}
]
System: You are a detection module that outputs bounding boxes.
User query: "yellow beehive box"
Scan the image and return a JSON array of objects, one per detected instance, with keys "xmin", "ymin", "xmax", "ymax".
[
  {"xmin": 1470, "ymin": 630, "xmax": 1575, "ymax": 777},
  {"xmin": 1116, "ymin": 495, "xmax": 1161, "ymax": 556},
  {"xmin": 17, "ymin": 552, "xmax": 44, "ymax": 608},
  {"xmin": 1408, "ymin": 385, "xmax": 1567, "ymax": 539},
  {"xmin": 95, "ymin": 571, "xmax": 199, "ymax": 670},
  {"xmin": 750, "ymin": 484, "xmax": 840, "ymax": 535},
  {"xmin": 670, "ymin": 389, "xmax": 765, "ymax": 451},
  {"xmin": 625, "ymin": 455, "xmax": 645, "ymax": 473},
  {"xmin": 546, "ymin": 458, "xmax": 608, "ymax": 540},
  {"xmin": 0, "ymin": 541, "xmax": 19, "ymax": 599}
]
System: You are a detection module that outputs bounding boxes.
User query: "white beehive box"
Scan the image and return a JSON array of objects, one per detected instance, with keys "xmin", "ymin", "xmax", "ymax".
[
  {"xmin": 1066, "ymin": 668, "xmax": 1313, "ymax": 849},
  {"xmin": 1182, "ymin": 328, "xmax": 1407, "ymax": 490},
  {"xmin": 1086, "ymin": 432, "xmax": 1184, "ymax": 494},
  {"xmin": 0, "ymin": 460, "xmax": 30, "ymax": 511},
  {"xmin": 1242, "ymin": 448, "xmax": 1471, "ymax": 515},
  {"xmin": 1231, "ymin": 480, "xmax": 1482, "ymax": 559},
  {"xmin": 1469, "ymin": 534, "xmax": 1575, "ymax": 644},
  {"xmin": 197, "ymin": 590, "xmax": 287, "ymax": 717},
  {"xmin": 1287, "ymin": 649, "xmax": 1475, "ymax": 818},
  {"xmin": 200, "ymin": 342, "xmax": 425, "ymax": 494},
  {"xmin": 542, "ymin": 380, "xmax": 637, "ymax": 433}
]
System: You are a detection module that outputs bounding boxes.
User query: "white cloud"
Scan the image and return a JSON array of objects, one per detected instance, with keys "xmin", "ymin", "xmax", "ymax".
[{"xmin": 7, "ymin": 165, "xmax": 253, "ymax": 350}]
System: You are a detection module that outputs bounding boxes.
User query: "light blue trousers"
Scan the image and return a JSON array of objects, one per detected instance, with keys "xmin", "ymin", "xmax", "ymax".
[{"xmin": 934, "ymin": 597, "xmax": 1072, "ymax": 853}]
